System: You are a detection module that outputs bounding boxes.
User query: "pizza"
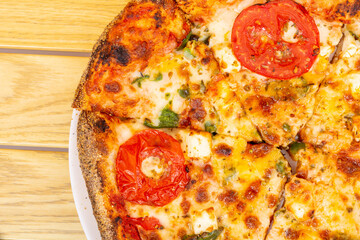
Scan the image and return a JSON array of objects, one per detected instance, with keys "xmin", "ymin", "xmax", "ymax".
[{"xmin": 71, "ymin": 0, "xmax": 360, "ymax": 239}]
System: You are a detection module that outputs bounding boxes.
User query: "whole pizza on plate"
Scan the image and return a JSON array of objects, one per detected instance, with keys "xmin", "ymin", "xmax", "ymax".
[{"xmin": 72, "ymin": 0, "xmax": 360, "ymax": 239}]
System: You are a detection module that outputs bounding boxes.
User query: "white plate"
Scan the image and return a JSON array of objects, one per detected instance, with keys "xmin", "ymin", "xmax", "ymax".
[{"xmin": 69, "ymin": 109, "xmax": 102, "ymax": 240}]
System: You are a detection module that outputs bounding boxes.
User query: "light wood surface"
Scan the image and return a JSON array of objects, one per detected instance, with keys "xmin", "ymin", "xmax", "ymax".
[
  {"xmin": 0, "ymin": 149, "xmax": 85, "ymax": 240},
  {"xmin": 0, "ymin": 53, "xmax": 88, "ymax": 148},
  {"xmin": 0, "ymin": 0, "xmax": 127, "ymax": 52},
  {"xmin": 0, "ymin": 0, "xmax": 130, "ymax": 239}
]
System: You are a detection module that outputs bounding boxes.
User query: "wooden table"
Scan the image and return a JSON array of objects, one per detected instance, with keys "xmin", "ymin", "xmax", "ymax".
[{"xmin": 0, "ymin": 1, "xmax": 128, "ymax": 239}]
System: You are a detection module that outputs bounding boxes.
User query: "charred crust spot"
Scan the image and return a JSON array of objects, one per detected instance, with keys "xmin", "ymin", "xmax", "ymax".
[
  {"xmin": 153, "ymin": 11, "xmax": 163, "ymax": 28},
  {"xmin": 245, "ymin": 143, "xmax": 272, "ymax": 158},
  {"xmin": 285, "ymin": 228, "xmax": 300, "ymax": 239},
  {"xmin": 267, "ymin": 194, "xmax": 277, "ymax": 208},
  {"xmin": 180, "ymin": 198, "xmax": 190, "ymax": 215},
  {"xmin": 214, "ymin": 143, "xmax": 233, "ymax": 157},
  {"xmin": 104, "ymin": 81, "xmax": 122, "ymax": 93},
  {"xmin": 195, "ymin": 186, "xmax": 209, "ymax": 203},
  {"xmin": 179, "ymin": 117, "xmax": 191, "ymax": 128},
  {"xmin": 203, "ymin": 164, "xmax": 214, "ymax": 177},
  {"xmin": 218, "ymin": 190, "xmax": 238, "ymax": 204},
  {"xmin": 245, "ymin": 215, "xmax": 260, "ymax": 229},
  {"xmin": 189, "ymin": 98, "xmax": 206, "ymax": 121},
  {"xmin": 296, "ymin": 170, "xmax": 308, "ymax": 179},
  {"xmin": 185, "ymin": 179, "xmax": 196, "ymax": 190},
  {"xmin": 335, "ymin": 0, "xmax": 360, "ymax": 18},
  {"xmin": 245, "ymin": 180, "xmax": 261, "ymax": 200},
  {"xmin": 236, "ymin": 201, "xmax": 246, "ymax": 212},
  {"xmin": 201, "ymin": 57, "xmax": 211, "ymax": 65},
  {"xmin": 336, "ymin": 154, "xmax": 360, "ymax": 176},
  {"xmin": 112, "ymin": 45, "xmax": 131, "ymax": 66},
  {"xmin": 94, "ymin": 118, "xmax": 109, "ymax": 133}
]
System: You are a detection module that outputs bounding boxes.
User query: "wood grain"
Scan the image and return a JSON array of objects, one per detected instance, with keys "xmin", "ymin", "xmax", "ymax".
[
  {"xmin": 0, "ymin": 0, "xmax": 129, "ymax": 52},
  {"xmin": 0, "ymin": 53, "xmax": 88, "ymax": 148},
  {"xmin": 0, "ymin": 149, "xmax": 85, "ymax": 240}
]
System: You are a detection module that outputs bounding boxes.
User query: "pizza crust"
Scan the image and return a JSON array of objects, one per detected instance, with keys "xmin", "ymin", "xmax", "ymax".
[{"xmin": 77, "ymin": 111, "xmax": 118, "ymax": 240}]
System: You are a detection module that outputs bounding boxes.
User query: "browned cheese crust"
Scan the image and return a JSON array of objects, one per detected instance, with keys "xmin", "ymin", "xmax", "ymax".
[{"xmin": 73, "ymin": 0, "xmax": 190, "ymax": 117}]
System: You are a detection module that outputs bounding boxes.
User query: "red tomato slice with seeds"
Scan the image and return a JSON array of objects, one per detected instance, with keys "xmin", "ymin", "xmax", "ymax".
[
  {"xmin": 231, "ymin": 0, "xmax": 320, "ymax": 79},
  {"xmin": 116, "ymin": 129, "xmax": 189, "ymax": 206}
]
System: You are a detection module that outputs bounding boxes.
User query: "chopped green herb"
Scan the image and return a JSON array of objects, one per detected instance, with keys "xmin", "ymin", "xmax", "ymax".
[
  {"xmin": 289, "ymin": 142, "xmax": 306, "ymax": 155},
  {"xmin": 153, "ymin": 72, "xmax": 163, "ymax": 81},
  {"xmin": 182, "ymin": 227, "xmax": 224, "ymax": 240},
  {"xmin": 131, "ymin": 74, "xmax": 150, "ymax": 88},
  {"xmin": 177, "ymin": 32, "xmax": 193, "ymax": 50},
  {"xmin": 165, "ymin": 93, "xmax": 171, "ymax": 99},
  {"xmin": 183, "ymin": 47, "xmax": 195, "ymax": 60},
  {"xmin": 204, "ymin": 121, "xmax": 217, "ymax": 134},
  {"xmin": 276, "ymin": 160, "xmax": 286, "ymax": 175},
  {"xmin": 144, "ymin": 108, "xmax": 179, "ymax": 128},
  {"xmin": 282, "ymin": 123, "xmax": 291, "ymax": 133},
  {"xmin": 178, "ymin": 87, "xmax": 190, "ymax": 98}
]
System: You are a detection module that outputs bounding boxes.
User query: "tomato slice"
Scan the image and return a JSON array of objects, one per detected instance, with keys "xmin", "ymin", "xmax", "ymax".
[
  {"xmin": 116, "ymin": 129, "xmax": 189, "ymax": 206},
  {"xmin": 231, "ymin": 0, "xmax": 320, "ymax": 80}
]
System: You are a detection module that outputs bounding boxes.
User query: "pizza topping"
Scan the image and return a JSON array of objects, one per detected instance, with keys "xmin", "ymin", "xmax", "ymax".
[
  {"xmin": 204, "ymin": 121, "xmax": 217, "ymax": 134},
  {"xmin": 111, "ymin": 45, "xmax": 131, "ymax": 66},
  {"xmin": 244, "ymin": 180, "xmax": 261, "ymax": 200},
  {"xmin": 289, "ymin": 141, "xmax": 306, "ymax": 155},
  {"xmin": 116, "ymin": 129, "xmax": 189, "ymax": 206},
  {"xmin": 195, "ymin": 187, "xmax": 209, "ymax": 203},
  {"xmin": 231, "ymin": 0, "xmax": 320, "ymax": 79},
  {"xmin": 182, "ymin": 227, "xmax": 224, "ymax": 240},
  {"xmin": 124, "ymin": 216, "xmax": 163, "ymax": 231},
  {"xmin": 245, "ymin": 215, "xmax": 260, "ymax": 229},
  {"xmin": 144, "ymin": 107, "xmax": 179, "ymax": 128},
  {"xmin": 131, "ymin": 74, "xmax": 150, "ymax": 88},
  {"xmin": 178, "ymin": 86, "xmax": 191, "ymax": 98}
]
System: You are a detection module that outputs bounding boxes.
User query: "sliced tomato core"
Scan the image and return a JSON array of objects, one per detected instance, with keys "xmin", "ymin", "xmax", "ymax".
[
  {"xmin": 231, "ymin": 0, "xmax": 320, "ymax": 79},
  {"xmin": 116, "ymin": 129, "xmax": 189, "ymax": 206}
]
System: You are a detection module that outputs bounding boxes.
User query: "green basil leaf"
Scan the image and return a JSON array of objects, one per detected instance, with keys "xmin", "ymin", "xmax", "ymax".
[
  {"xmin": 182, "ymin": 228, "xmax": 224, "ymax": 240},
  {"xmin": 144, "ymin": 108, "xmax": 179, "ymax": 128}
]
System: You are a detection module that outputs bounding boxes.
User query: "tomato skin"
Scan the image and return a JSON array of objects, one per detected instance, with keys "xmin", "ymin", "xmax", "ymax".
[
  {"xmin": 231, "ymin": 0, "xmax": 320, "ymax": 80},
  {"xmin": 116, "ymin": 129, "xmax": 189, "ymax": 206}
]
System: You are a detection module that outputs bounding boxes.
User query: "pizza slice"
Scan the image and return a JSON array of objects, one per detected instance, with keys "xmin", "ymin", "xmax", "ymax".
[
  {"xmin": 300, "ymin": 29, "xmax": 360, "ymax": 153},
  {"xmin": 178, "ymin": 0, "xmax": 344, "ymax": 147},
  {"xmin": 268, "ymin": 141, "xmax": 360, "ymax": 239},
  {"xmin": 267, "ymin": 176, "xmax": 360, "ymax": 240},
  {"xmin": 77, "ymin": 110, "xmax": 290, "ymax": 239}
]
